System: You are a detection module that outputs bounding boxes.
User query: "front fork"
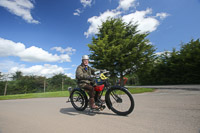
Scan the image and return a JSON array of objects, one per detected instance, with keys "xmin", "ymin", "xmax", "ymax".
[{"xmin": 105, "ymin": 86, "xmax": 127, "ymax": 109}]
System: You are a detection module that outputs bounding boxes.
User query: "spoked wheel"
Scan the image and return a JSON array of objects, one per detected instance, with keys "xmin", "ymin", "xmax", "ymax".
[
  {"xmin": 70, "ymin": 89, "xmax": 88, "ymax": 111},
  {"xmin": 106, "ymin": 87, "xmax": 134, "ymax": 116}
]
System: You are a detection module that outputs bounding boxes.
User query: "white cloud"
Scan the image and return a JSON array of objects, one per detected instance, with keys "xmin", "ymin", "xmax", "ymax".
[
  {"xmin": 0, "ymin": 37, "xmax": 25, "ymax": 56},
  {"xmin": 0, "ymin": 60, "xmax": 23, "ymax": 72},
  {"xmin": 0, "ymin": 38, "xmax": 74, "ymax": 63},
  {"xmin": 117, "ymin": 0, "xmax": 137, "ymax": 11},
  {"xmin": 8, "ymin": 64, "xmax": 75, "ymax": 78},
  {"xmin": 81, "ymin": 0, "xmax": 92, "ymax": 7},
  {"xmin": 59, "ymin": 54, "xmax": 71, "ymax": 63},
  {"xmin": 155, "ymin": 51, "xmax": 171, "ymax": 56},
  {"xmin": 51, "ymin": 47, "xmax": 76, "ymax": 54},
  {"xmin": 18, "ymin": 46, "xmax": 60, "ymax": 62},
  {"xmin": 156, "ymin": 12, "xmax": 170, "ymax": 20},
  {"xmin": 9, "ymin": 64, "xmax": 65, "ymax": 78},
  {"xmin": 73, "ymin": 0, "xmax": 93, "ymax": 16},
  {"xmin": 0, "ymin": 0, "xmax": 39, "ymax": 24},
  {"xmin": 66, "ymin": 73, "xmax": 75, "ymax": 79},
  {"xmin": 85, "ymin": 7, "xmax": 169, "ymax": 37},
  {"xmin": 0, "ymin": 61, "xmax": 74, "ymax": 78},
  {"xmin": 73, "ymin": 8, "xmax": 82, "ymax": 16},
  {"xmin": 73, "ymin": 12, "xmax": 80, "ymax": 16},
  {"xmin": 84, "ymin": 0, "xmax": 169, "ymax": 37},
  {"xmin": 84, "ymin": 10, "xmax": 121, "ymax": 37},
  {"xmin": 71, "ymin": 64, "xmax": 78, "ymax": 67},
  {"xmin": 122, "ymin": 8, "xmax": 160, "ymax": 33}
]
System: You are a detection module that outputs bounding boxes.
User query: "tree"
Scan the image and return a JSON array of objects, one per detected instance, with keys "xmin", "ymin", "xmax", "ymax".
[
  {"xmin": 47, "ymin": 73, "xmax": 76, "ymax": 91},
  {"xmin": 0, "ymin": 73, "xmax": 11, "ymax": 96},
  {"xmin": 178, "ymin": 39, "xmax": 200, "ymax": 83},
  {"xmin": 88, "ymin": 18, "xmax": 155, "ymax": 86},
  {"xmin": 0, "ymin": 72, "xmax": 3, "ymax": 80},
  {"xmin": 12, "ymin": 71, "xmax": 23, "ymax": 80}
]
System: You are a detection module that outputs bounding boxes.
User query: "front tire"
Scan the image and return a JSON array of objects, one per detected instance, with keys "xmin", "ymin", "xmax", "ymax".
[
  {"xmin": 106, "ymin": 87, "xmax": 134, "ymax": 116},
  {"xmin": 70, "ymin": 89, "xmax": 88, "ymax": 111}
]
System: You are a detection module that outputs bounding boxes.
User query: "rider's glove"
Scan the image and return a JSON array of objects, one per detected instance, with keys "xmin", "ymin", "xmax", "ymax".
[{"xmin": 100, "ymin": 70, "xmax": 105, "ymax": 73}]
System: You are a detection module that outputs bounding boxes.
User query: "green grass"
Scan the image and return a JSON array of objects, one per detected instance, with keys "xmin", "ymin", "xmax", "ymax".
[
  {"xmin": 0, "ymin": 88, "xmax": 154, "ymax": 100},
  {"xmin": 0, "ymin": 91, "xmax": 70, "ymax": 100},
  {"xmin": 128, "ymin": 88, "xmax": 155, "ymax": 94}
]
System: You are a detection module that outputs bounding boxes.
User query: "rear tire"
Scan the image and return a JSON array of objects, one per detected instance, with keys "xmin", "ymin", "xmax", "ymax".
[
  {"xmin": 70, "ymin": 89, "xmax": 88, "ymax": 111},
  {"xmin": 106, "ymin": 87, "xmax": 134, "ymax": 116}
]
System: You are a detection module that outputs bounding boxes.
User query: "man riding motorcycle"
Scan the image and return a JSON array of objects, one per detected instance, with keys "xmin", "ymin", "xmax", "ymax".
[{"xmin": 76, "ymin": 55, "xmax": 101, "ymax": 109}]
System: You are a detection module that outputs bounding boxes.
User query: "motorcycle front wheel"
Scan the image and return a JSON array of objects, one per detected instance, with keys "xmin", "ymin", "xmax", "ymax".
[{"xmin": 106, "ymin": 87, "xmax": 134, "ymax": 116}]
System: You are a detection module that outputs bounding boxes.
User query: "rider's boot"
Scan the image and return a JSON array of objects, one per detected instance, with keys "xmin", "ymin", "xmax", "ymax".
[{"xmin": 89, "ymin": 98, "xmax": 99, "ymax": 109}]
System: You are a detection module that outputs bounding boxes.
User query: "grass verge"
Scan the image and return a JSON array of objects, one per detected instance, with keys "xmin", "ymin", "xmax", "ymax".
[{"xmin": 0, "ymin": 88, "xmax": 154, "ymax": 100}]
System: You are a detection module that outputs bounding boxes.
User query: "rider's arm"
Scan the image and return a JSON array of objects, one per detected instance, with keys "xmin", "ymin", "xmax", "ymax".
[
  {"xmin": 76, "ymin": 66, "xmax": 91, "ymax": 80},
  {"xmin": 91, "ymin": 67, "xmax": 98, "ymax": 75}
]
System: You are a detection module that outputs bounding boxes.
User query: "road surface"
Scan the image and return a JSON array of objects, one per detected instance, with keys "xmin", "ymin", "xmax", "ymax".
[
  {"xmin": 127, "ymin": 85, "xmax": 200, "ymax": 90},
  {"xmin": 0, "ymin": 89, "xmax": 200, "ymax": 133}
]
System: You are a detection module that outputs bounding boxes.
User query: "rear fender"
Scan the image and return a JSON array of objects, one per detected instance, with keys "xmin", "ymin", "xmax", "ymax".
[{"xmin": 70, "ymin": 88, "xmax": 88, "ymax": 100}]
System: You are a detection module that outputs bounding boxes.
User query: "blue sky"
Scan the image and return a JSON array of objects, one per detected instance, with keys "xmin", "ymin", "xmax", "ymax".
[{"xmin": 0, "ymin": 0, "xmax": 200, "ymax": 79}]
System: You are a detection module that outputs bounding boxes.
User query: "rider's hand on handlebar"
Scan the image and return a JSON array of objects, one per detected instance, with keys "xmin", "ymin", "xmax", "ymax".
[
  {"xmin": 90, "ymin": 75, "xmax": 95, "ymax": 78},
  {"xmin": 100, "ymin": 69, "xmax": 106, "ymax": 73}
]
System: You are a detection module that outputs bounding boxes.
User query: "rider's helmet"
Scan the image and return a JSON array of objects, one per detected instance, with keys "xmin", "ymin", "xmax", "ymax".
[{"xmin": 82, "ymin": 55, "xmax": 89, "ymax": 60}]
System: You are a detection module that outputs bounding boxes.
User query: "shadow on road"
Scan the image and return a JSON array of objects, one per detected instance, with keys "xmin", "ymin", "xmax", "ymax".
[{"xmin": 60, "ymin": 107, "xmax": 119, "ymax": 116}]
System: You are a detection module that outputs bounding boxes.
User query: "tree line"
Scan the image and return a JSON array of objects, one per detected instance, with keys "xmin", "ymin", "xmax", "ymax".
[
  {"xmin": 0, "ymin": 72, "xmax": 76, "ymax": 96},
  {"xmin": 136, "ymin": 39, "xmax": 200, "ymax": 85}
]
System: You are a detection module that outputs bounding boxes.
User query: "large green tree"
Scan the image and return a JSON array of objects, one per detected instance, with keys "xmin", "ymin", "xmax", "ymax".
[{"xmin": 88, "ymin": 18, "xmax": 155, "ymax": 85}]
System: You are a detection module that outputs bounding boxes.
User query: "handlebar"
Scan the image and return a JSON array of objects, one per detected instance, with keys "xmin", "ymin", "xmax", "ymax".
[{"xmin": 93, "ymin": 70, "xmax": 110, "ymax": 78}]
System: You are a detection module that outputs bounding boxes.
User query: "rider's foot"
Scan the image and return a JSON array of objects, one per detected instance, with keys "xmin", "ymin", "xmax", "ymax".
[{"xmin": 89, "ymin": 98, "xmax": 99, "ymax": 109}]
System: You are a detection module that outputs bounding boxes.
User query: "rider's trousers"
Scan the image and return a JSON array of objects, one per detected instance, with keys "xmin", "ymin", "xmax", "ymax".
[{"xmin": 82, "ymin": 84, "xmax": 95, "ymax": 98}]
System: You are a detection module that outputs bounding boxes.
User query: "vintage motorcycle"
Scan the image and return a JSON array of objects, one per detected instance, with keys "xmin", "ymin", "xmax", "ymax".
[{"xmin": 67, "ymin": 70, "xmax": 134, "ymax": 116}]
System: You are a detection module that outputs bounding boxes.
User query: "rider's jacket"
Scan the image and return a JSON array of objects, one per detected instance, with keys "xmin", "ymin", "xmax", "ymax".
[{"xmin": 76, "ymin": 63, "xmax": 96, "ymax": 87}]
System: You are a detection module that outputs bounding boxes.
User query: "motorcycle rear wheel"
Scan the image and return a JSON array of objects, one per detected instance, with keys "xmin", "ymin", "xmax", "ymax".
[{"xmin": 70, "ymin": 89, "xmax": 88, "ymax": 111}]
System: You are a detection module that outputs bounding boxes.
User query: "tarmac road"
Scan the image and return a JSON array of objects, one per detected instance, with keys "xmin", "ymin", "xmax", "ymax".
[
  {"xmin": 127, "ymin": 85, "xmax": 200, "ymax": 91},
  {"xmin": 0, "ymin": 89, "xmax": 200, "ymax": 133}
]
